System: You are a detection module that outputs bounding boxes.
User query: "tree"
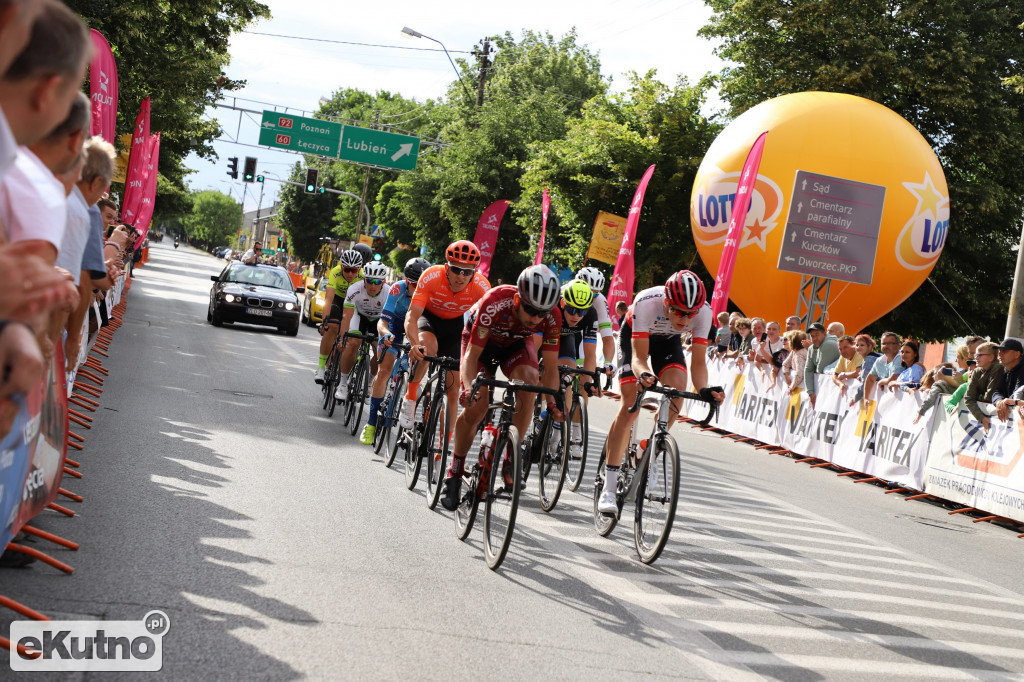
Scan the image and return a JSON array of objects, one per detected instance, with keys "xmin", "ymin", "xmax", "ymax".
[
  {"xmin": 700, "ymin": 0, "xmax": 1024, "ymax": 340},
  {"xmin": 275, "ymin": 162, "xmax": 342, "ymax": 263},
  {"xmin": 184, "ymin": 190, "xmax": 241, "ymax": 248}
]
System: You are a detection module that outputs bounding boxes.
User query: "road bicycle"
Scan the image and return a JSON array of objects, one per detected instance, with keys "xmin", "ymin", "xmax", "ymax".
[
  {"xmin": 320, "ymin": 321, "xmax": 343, "ymax": 418},
  {"xmin": 376, "ymin": 343, "xmax": 411, "ymax": 465},
  {"xmin": 341, "ymin": 331, "xmax": 378, "ymax": 436},
  {"xmin": 455, "ymin": 374, "xmax": 562, "ymax": 570},
  {"xmin": 593, "ymin": 383, "xmax": 717, "ymax": 564}
]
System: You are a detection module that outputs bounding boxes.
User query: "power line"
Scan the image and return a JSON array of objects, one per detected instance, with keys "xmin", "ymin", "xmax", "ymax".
[{"xmin": 241, "ymin": 30, "xmax": 474, "ymax": 54}]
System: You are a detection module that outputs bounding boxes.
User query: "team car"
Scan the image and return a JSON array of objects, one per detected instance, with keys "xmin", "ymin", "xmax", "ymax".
[
  {"xmin": 208, "ymin": 262, "xmax": 305, "ymax": 336},
  {"xmin": 300, "ymin": 276, "xmax": 328, "ymax": 327}
]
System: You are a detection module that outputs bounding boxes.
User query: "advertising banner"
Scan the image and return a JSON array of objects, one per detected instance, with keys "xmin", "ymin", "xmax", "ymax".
[
  {"xmin": 0, "ymin": 396, "xmax": 33, "ymax": 548},
  {"xmin": 586, "ymin": 211, "xmax": 627, "ymax": 265},
  {"xmin": 133, "ymin": 133, "xmax": 160, "ymax": 239},
  {"xmin": 472, "ymin": 200, "xmax": 509, "ymax": 279},
  {"xmin": 535, "ymin": 189, "xmax": 549, "ymax": 265},
  {"xmin": 607, "ymin": 165, "xmax": 656, "ymax": 323},
  {"xmin": 121, "ymin": 97, "xmax": 151, "ymax": 225},
  {"xmin": 88, "ymin": 29, "xmax": 118, "ymax": 144}
]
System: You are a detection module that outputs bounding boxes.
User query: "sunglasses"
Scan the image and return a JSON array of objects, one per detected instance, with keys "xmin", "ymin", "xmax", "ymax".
[
  {"xmin": 447, "ymin": 264, "xmax": 476, "ymax": 277},
  {"xmin": 564, "ymin": 304, "xmax": 587, "ymax": 316},
  {"xmin": 406, "ymin": 278, "xmax": 418, "ymax": 287},
  {"xmin": 365, "ymin": 278, "xmax": 383, "ymax": 286},
  {"xmin": 668, "ymin": 305, "xmax": 698, "ymax": 318},
  {"xmin": 519, "ymin": 301, "xmax": 548, "ymax": 318},
  {"xmin": 342, "ymin": 267, "xmax": 359, "ymax": 274}
]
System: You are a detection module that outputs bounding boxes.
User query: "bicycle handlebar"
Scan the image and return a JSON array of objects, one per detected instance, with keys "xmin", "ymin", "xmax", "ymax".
[
  {"xmin": 627, "ymin": 382, "xmax": 719, "ymax": 427},
  {"xmin": 557, "ymin": 364, "xmax": 604, "ymax": 397},
  {"xmin": 469, "ymin": 372, "xmax": 564, "ymax": 409}
]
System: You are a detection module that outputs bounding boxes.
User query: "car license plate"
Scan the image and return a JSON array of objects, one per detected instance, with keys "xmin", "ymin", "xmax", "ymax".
[{"xmin": 246, "ymin": 307, "xmax": 272, "ymax": 317}]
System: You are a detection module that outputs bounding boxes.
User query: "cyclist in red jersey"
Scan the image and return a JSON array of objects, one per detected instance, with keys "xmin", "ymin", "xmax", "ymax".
[
  {"xmin": 399, "ymin": 240, "xmax": 490, "ymax": 430},
  {"xmin": 440, "ymin": 265, "xmax": 564, "ymax": 510}
]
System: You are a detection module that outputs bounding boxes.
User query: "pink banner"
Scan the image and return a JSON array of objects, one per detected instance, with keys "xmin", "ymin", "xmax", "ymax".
[
  {"xmin": 607, "ymin": 164, "xmax": 656, "ymax": 326},
  {"xmin": 133, "ymin": 133, "xmax": 160, "ymax": 241},
  {"xmin": 534, "ymin": 188, "xmax": 550, "ymax": 265},
  {"xmin": 88, "ymin": 29, "xmax": 118, "ymax": 144},
  {"xmin": 472, "ymin": 200, "xmax": 510, "ymax": 278},
  {"xmin": 710, "ymin": 131, "xmax": 768, "ymax": 317},
  {"xmin": 121, "ymin": 97, "xmax": 150, "ymax": 226}
]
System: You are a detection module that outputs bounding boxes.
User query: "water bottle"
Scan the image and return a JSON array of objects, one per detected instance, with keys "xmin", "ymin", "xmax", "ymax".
[{"xmin": 479, "ymin": 424, "xmax": 497, "ymax": 464}]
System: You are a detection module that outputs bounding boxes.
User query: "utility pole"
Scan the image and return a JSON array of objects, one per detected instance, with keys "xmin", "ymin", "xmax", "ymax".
[
  {"xmin": 1006, "ymin": 220, "xmax": 1024, "ymax": 338},
  {"xmin": 354, "ymin": 109, "xmax": 380, "ymax": 244},
  {"xmin": 474, "ymin": 38, "xmax": 492, "ymax": 108}
]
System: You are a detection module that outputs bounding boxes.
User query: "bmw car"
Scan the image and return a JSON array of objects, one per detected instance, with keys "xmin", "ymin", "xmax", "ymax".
[{"xmin": 208, "ymin": 262, "xmax": 305, "ymax": 335}]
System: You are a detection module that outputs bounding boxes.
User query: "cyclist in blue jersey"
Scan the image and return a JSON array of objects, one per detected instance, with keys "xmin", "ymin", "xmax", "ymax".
[{"xmin": 359, "ymin": 258, "xmax": 431, "ymax": 445}]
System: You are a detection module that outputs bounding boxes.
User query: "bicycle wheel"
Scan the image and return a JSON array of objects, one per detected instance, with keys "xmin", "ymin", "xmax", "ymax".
[
  {"xmin": 381, "ymin": 373, "xmax": 407, "ymax": 466},
  {"xmin": 483, "ymin": 426, "xmax": 521, "ymax": 570},
  {"xmin": 347, "ymin": 355, "xmax": 368, "ymax": 435},
  {"xmin": 537, "ymin": 415, "xmax": 567, "ymax": 512},
  {"xmin": 325, "ymin": 352, "xmax": 341, "ymax": 417},
  {"xmin": 404, "ymin": 390, "xmax": 429, "ymax": 490},
  {"xmin": 424, "ymin": 394, "xmax": 451, "ymax": 510},
  {"xmin": 520, "ymin": 400, "xmax": 543, "ymax": 483},
  {"xmin": 454, "ymin": 468, "xmax": 479, "ymax": 540},
  {"xmin": 565, "ymin": 395, "xmax": 588, "ymax": 492},
  {"xmin": 592, "ymin": 445, "xmax": 617, "ymax": 536},
  {"xmin": 633, "ymin": 434, "xmax": 680, "ymax": 564}
]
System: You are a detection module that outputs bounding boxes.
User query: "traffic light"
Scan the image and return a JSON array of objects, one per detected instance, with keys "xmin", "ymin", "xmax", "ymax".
[
  {"xmin": 318, "ymin": 187, "xmax": 326, "ymax": 195},
  {"xmin": 255, "ymin": 174, "xmax": 265, "ymax": 183},
  {"xmin": 226, "ymin": 157, "xmax": 238, "ymax": 180},
  {"xmin": 304, "ymin": 169, "xmax": 318, "ymax": 194},
  {"xmin": 243, "ymin": 156, "xmax": 257, "ymax": 183}
]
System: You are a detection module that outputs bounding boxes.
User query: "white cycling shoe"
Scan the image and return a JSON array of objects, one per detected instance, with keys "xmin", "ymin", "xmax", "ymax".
[
  {"xmin": 335, "ymin": 384, "xmax": 348, "ymax": 401},
  {"xmin": 597, "ymin": 489, "xmax": 618, "ymax": 515},
  {"xmin": 313, "ymin": 368, "xmax": 325, "ymax": 384},
  {"xmin": 398, "ymin": 399, "xmax": 416, "ymax": 430}
]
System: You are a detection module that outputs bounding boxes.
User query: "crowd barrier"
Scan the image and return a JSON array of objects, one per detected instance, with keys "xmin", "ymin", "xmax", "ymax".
[
  {"xmin": 676, "ymin": 356, "xmax": 1024, "ymax": 529},
  {"xmin": 0, "ymin": 274, "xmax": 130, "ymax": 655}
]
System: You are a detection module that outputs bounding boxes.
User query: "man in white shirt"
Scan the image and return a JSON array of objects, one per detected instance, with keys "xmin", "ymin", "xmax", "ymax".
[
  {"xmin": 241, "ymin": 241, "xmax": 263, "ymax": 265},
  {"xmin": 0, "ymin": 0, "xmax": 45, "ymax": 184}
]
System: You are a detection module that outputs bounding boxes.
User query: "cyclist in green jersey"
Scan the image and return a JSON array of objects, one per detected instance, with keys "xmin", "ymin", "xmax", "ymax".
[{"xmin": 314, "ymin": 249, "xmax": 364, "ymax": 384}]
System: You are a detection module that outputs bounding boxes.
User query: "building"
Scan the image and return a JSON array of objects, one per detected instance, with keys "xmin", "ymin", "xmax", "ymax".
[{"xmin": 242, "ymin": 201, "xmax": 284, "ymax": 251}]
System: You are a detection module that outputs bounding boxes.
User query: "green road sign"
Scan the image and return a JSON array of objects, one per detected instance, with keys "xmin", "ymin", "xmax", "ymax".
[
  {"xmin": 258, "ymin": 111, "xmax": 342, "ymax": 157},
  {"xmin": 339, "ymin": 125, "xmax": 420, "ymax": 171}
]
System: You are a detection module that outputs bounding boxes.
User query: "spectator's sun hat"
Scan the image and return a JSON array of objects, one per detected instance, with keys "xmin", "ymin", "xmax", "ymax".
[{"xmin": 996, "ymin": 338, "xmax": 1023, "ymax": 352}]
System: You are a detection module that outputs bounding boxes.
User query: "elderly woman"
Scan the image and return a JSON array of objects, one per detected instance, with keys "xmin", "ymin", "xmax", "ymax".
[{"xmin": 781, "ymin": 330, "xmax": 809, "ymax": 394}]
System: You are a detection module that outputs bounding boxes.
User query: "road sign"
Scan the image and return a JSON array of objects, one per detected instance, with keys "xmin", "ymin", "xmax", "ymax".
[
  {"xmin": 339, "ymin": 125, "xmax": 420, "ymax": 171},
  {"xmin": 777, "ymin": 170, "xmax": 886, "ymax": 285},
  {"xmin": 370, "ymin": 225, "xmax": 385, "ymax": 238},
  {"xmin": 259, "ymin": 111, "xmax": 342, "ymax": 157}
]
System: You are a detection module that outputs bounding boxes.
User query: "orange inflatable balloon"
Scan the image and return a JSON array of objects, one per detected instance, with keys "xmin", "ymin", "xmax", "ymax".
[{"xmin": 690, "ymin": 91, "xmax": 949, "ymax": 333}]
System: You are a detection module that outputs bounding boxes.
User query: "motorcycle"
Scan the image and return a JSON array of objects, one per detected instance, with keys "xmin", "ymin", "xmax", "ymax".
[{"xmin": 174, "ymin": 239, "xmax": 179, "ymax": 249}]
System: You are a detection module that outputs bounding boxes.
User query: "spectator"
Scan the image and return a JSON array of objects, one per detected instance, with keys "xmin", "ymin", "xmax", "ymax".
[
  {"xmin": 727, "ymin": 317, "xmax": 753, "ymax": 361},
  {"xmin": 96, "ymin": 196, "xmax": 117, "ymax": 227},
  {"xmin": 827, "ymin": 321, "xmax": 845, "ymax": 338},
  {"xmin": 615, "ymin": 301, "xmax": 627, "ymax": 329},
  {"xmin": 884, "ymin": 340, "xmax": 925, "ymax": 392},
  {"xmin": 803, "ymin": 322, "xmax": 840, "ymax": 407},
  {"xmin": 831, "ymin": 335, "xmax": 864, "ymax": 391},
  {"xmin": 748, "ymin": 317, "xmax": 766, "ymax": 363},
  {"xmin": 785, "ymin": 315, "xmax": 801, "ymax": 331},
  {"xmin": 913, "ymin": 362, "xmax": 960, "ymax": 424},
  {"xmin": 781, "ymin": 330, "xmax": 808, "ymax": 394},
  {"xmin": 757, "ymin": 320, "xmax": 785, "ymax": 377},
  {"xmin": 855, "ymin": 334, "xmax": 882, "ymax": 376},
  {"xmin": 857, "ymin": 332, "xmax": 903, "ymax": 406},
  {"xmin": 714, "ymin": 310, "xmax": 731, "ymax": 352},
  {"xmin": 991, "ymin": 338, "xmax": 1024, "ymax": 424},
  {"xmin": 241, "ymin": 240, "xmax": 262, "ymax": 265},
  {"xmin": 964, "ymin": 341, "xmax": 1003, "ymax": 431},
  {"xmin": 0, "ymin": 0, "xmax": 45, "ymax": 183},
  {"xmin": 76, "ymin": 137, "xmax": 116, "ymax": 291}
]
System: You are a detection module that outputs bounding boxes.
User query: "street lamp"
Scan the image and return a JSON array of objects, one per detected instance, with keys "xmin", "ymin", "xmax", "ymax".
[{"xmin": 401, "ymin": 26, "xmax": 473, "ymax": 102}]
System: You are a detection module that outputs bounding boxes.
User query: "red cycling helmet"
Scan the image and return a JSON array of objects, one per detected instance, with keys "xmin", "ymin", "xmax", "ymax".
[
  {"xmin": 665, "ymin": 270, "xmax": 706, "ymax": 311},
  {"xmin": 445, "ymin": 239, "xmax": 481, "ymax": 267}
]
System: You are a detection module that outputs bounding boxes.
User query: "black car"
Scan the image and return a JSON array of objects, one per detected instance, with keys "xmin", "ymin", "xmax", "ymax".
[{"xmin": 208, "ymin": 262, "xmax": 305, "ymax": 336}]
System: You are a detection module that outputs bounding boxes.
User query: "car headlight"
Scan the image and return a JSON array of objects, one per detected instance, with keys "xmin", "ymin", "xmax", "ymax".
[
  {"xmin": 316, "ymin": 296, "xmax": 325, "ymax": 306},
  {"xmin": 285, "ymin": 302, "xmax": 295, "ymax": 311},
  {"xmin": 224, "ymin": 294, "xmax": 236, "ymax": 303}
]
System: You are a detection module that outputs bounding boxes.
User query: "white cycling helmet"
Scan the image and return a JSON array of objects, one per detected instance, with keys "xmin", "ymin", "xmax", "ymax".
[
  {"xmin": 516, "ymin": 265, "xmax": 561, "ymax": 313},
  {"xmin": 576, "ymin": 266, "xmax": 605, "ymax": 293},
  {"xmin": 339, "ymin": 249, "xmax": 363, "ymax": 268},
  {"xmin": 362, "ymin": 261, "xmax": 388, "ymax": 280}
]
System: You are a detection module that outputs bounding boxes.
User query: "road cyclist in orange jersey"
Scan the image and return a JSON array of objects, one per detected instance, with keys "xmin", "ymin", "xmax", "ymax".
[
  {"xmin": 399, "ymin": 240, "xmax": 490, "ymax": 431},
  {"xmin": 597, "ymin": 270, "xmax": 725, "ymax": 514},
  {"xmin": 441, "ymin": 265, "xmax": 565, "ymax": 511}
]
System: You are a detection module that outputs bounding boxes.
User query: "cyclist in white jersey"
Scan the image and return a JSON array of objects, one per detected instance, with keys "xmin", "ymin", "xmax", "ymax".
[
  {"xmin": 597, "ymin": 270, "xmax": 724, "ymax": 514},
  {"xmin": 335, "ymin": 261, "xmax": 389, "ymax": 402}
]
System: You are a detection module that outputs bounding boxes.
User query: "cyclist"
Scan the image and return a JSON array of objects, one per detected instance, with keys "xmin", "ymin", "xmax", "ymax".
[
  {"xmin": 352, "ymin": 242, "xmax": 374, "ymax": 266},
  {"xmin": 549, "ymin": 278, "xmax": 601, "ymax": 460},
  {"xmin": 597, "ymin": 270, "xmax": 724, "ymax": 515},
  {"xmin": 334, "ymin": 260, "xmax": 390, "ymax": 402},
  {"xmin": 441, "ymin": 264, "xmax": 564, "ymax": 510},
  {"xmin": 400, "ymin": 240, "xmax": 490, "ymax": 431},
  {"xmin": 314, "ymin": 249, "xmax": 364, "ymax": 384},
  {"xmin": 576, "ymin": 266, "xmax": 617, "ymax": 378},
  {"xmin": 358, "ymin": 257, "xmax": 431, "ymax": 445}
]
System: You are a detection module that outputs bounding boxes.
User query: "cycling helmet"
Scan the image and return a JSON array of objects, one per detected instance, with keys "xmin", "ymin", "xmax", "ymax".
[
  {"xmin": 362, "ymin": 261, "xmax": 388, "ymax": 280},
  {"xmin": 576, "ymin": 266, "xmax": 605, "ymax": 293},
  {"xmin": 352, "ymin": 243, "xmax": 373, "ymax": 265},
  {"xmin": 516, "ymin": 265, "xmax": 560, "ymax": 313},
  {"xmin": 445, "ymin": 240, "xmax": 481, "ymax": 267},
  {"xmin": 562, "ymin": 278, "xmax": 595, "ymax": 310},
  {"xmin": 665, "ymin": 270, "xmax": 706, "ymax": 311},
  {"xmin": 403, "ymin": 257, "xmax": 430, "ymax": 282},
  {"xmin": 339, "ymin": 249, "xmax": 363, "ymax": 268}
]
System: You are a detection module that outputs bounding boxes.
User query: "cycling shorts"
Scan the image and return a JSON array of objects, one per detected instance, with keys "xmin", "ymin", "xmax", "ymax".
[
  {"xmin": 326, "ymin": 300, "xmax": 344, "ymax": 323},
  {"xmin": 345, "ymin": 314, "xmax": 377, "ymax": 337},
  {"xmin": 616, "ymin": 321, "xmax": 686, "ymax": 385},
  {"xmin": 418, "ymin": 310, "xmax": 464, "ymax": 362},
  {"xmin": 466, "ymin": 336, "xmax": 538, "ymax": 380}
]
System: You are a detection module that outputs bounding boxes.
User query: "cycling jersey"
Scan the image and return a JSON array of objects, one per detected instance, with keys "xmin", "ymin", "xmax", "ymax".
[
  {"xmin": 464, "ymin": 285, "xmax": 561, "ymax": 350},
  {"xmin": 327, "ymin": 264, "xmax": 363, "ymax": 297},
  {"xmin": 411, "ymin": 264, "xmax": 489, "ymax": 319},
  {"xmin": 344, "ymin": 280, "xmax": 388, "ymax": 321},
  {"xmin": 381, "ymin": 280, "xmax": 413, "ymax": 332},
  {"xmin": 559, "ymin": 303, "xmax": 598, "ymax": 359},
  {"xmin": 591, "ymin": 291, "xmax": 614, "ymax": 339},
  {"xmin": 625, "ymin": 286, "xmax": 713, "ymax": 344}
]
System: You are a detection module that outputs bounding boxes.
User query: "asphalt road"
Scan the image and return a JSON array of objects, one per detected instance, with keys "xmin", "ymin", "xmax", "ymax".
[{"xmin": 4, "ymin": 241, "xmax": 1024, "ymax": 681}]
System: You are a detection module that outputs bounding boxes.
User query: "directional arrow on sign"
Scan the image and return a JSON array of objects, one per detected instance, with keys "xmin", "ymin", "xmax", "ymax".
[
  {"xmin": 391, "ymin": 143, "xmax": 413, "ymax": 162},
  {"xmin": 785, "ymin": 256, "xmax": 795, "ymax": 262}
]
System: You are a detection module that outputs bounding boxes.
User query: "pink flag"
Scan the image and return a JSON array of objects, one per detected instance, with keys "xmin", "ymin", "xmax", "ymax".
[
  {"xmin": 88, "ymin": 29, "xmax": 118, "ymax": 143},
  {"xmin": 710, "ymin": 131, "xmax": 768, "ymax": 317},
  {"xmin": 121, "ymin": 97, "xmax": 150, "ymax": 226},
  {"xmin": 607, "ymin": 165, "xmax": 657, "ymax": 326},
  {"xmin": 133, "ymin": 133, "xmax": 160, "ymax": 242},
  {"xmin": 534, "ymin": 188, "xmax": 550, "ymax": 265},
  {"xmin": 472, "ymin": 200, "xmax": 510, "ymax": 278}
]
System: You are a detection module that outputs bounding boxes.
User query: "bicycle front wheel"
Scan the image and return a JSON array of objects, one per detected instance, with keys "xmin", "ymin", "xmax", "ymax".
[
  {"xmin": 537, "ymin": 417, "xmax": 566, "ymax": 512},
  {"xmin": 347, "ymin": 357, "xmax": 368, "ymax": 435},
  {"xmin": 404, "ymin": 392, "xmax": 429, "ymax": 490},
  {"xmin": 325, "ymin": 352, "xmax": 341, "ymax": 417},
  {"xmin": 634, "ymin": 434, "xmax": 680, "ymax": 564},
  {"xmin": 425, "ymin": 394, "xmax": 452, "ymax": 510},
  {"xmin": 381, "ymin": 373, "xmax": 407, "ymax": 466},
  {"xmin": 592, "ymin": 445, "xmax": 617, "ymax": 537},
  {"xmin": 565, "ymin": 395, "xmax": 588, "ymax": 492},
  {"xmin": 483, "ymin": 426, "xmax": 521, "ymax": 570},
  {"xmin": 454, "ymin": 468, "xmax": 479, "ymax": 541}
]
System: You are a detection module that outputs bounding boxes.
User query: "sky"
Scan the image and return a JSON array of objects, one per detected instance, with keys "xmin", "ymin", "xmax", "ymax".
[{"xmin": 184, "ymin": 0, "xmax": 726, "ymax": 214}]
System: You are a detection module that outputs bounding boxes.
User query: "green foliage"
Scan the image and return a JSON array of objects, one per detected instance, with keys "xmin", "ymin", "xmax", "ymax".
[
  {"xmin": 67, "ymin": 0, "xmax": 270, "ymax": 222},
  {"xmin": 275, "ymin": 162, "xmax": 342, "ymax": 263},
  {"xmin": 701, "ymin": 0, "xmax": 1024, "ymax": 340},
  {"xmin": 185, "ymin": 190, "xmax": 241, "ymax": 246}
]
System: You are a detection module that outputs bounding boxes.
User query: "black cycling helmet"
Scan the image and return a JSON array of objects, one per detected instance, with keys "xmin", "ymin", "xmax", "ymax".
[
  {"xmin": 403, "ymin": 257, "xmax": 430, "ymax": 282},
  {"xmin": 352, "ymin": 243, "xmax": 373, "ymax": 265}
]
